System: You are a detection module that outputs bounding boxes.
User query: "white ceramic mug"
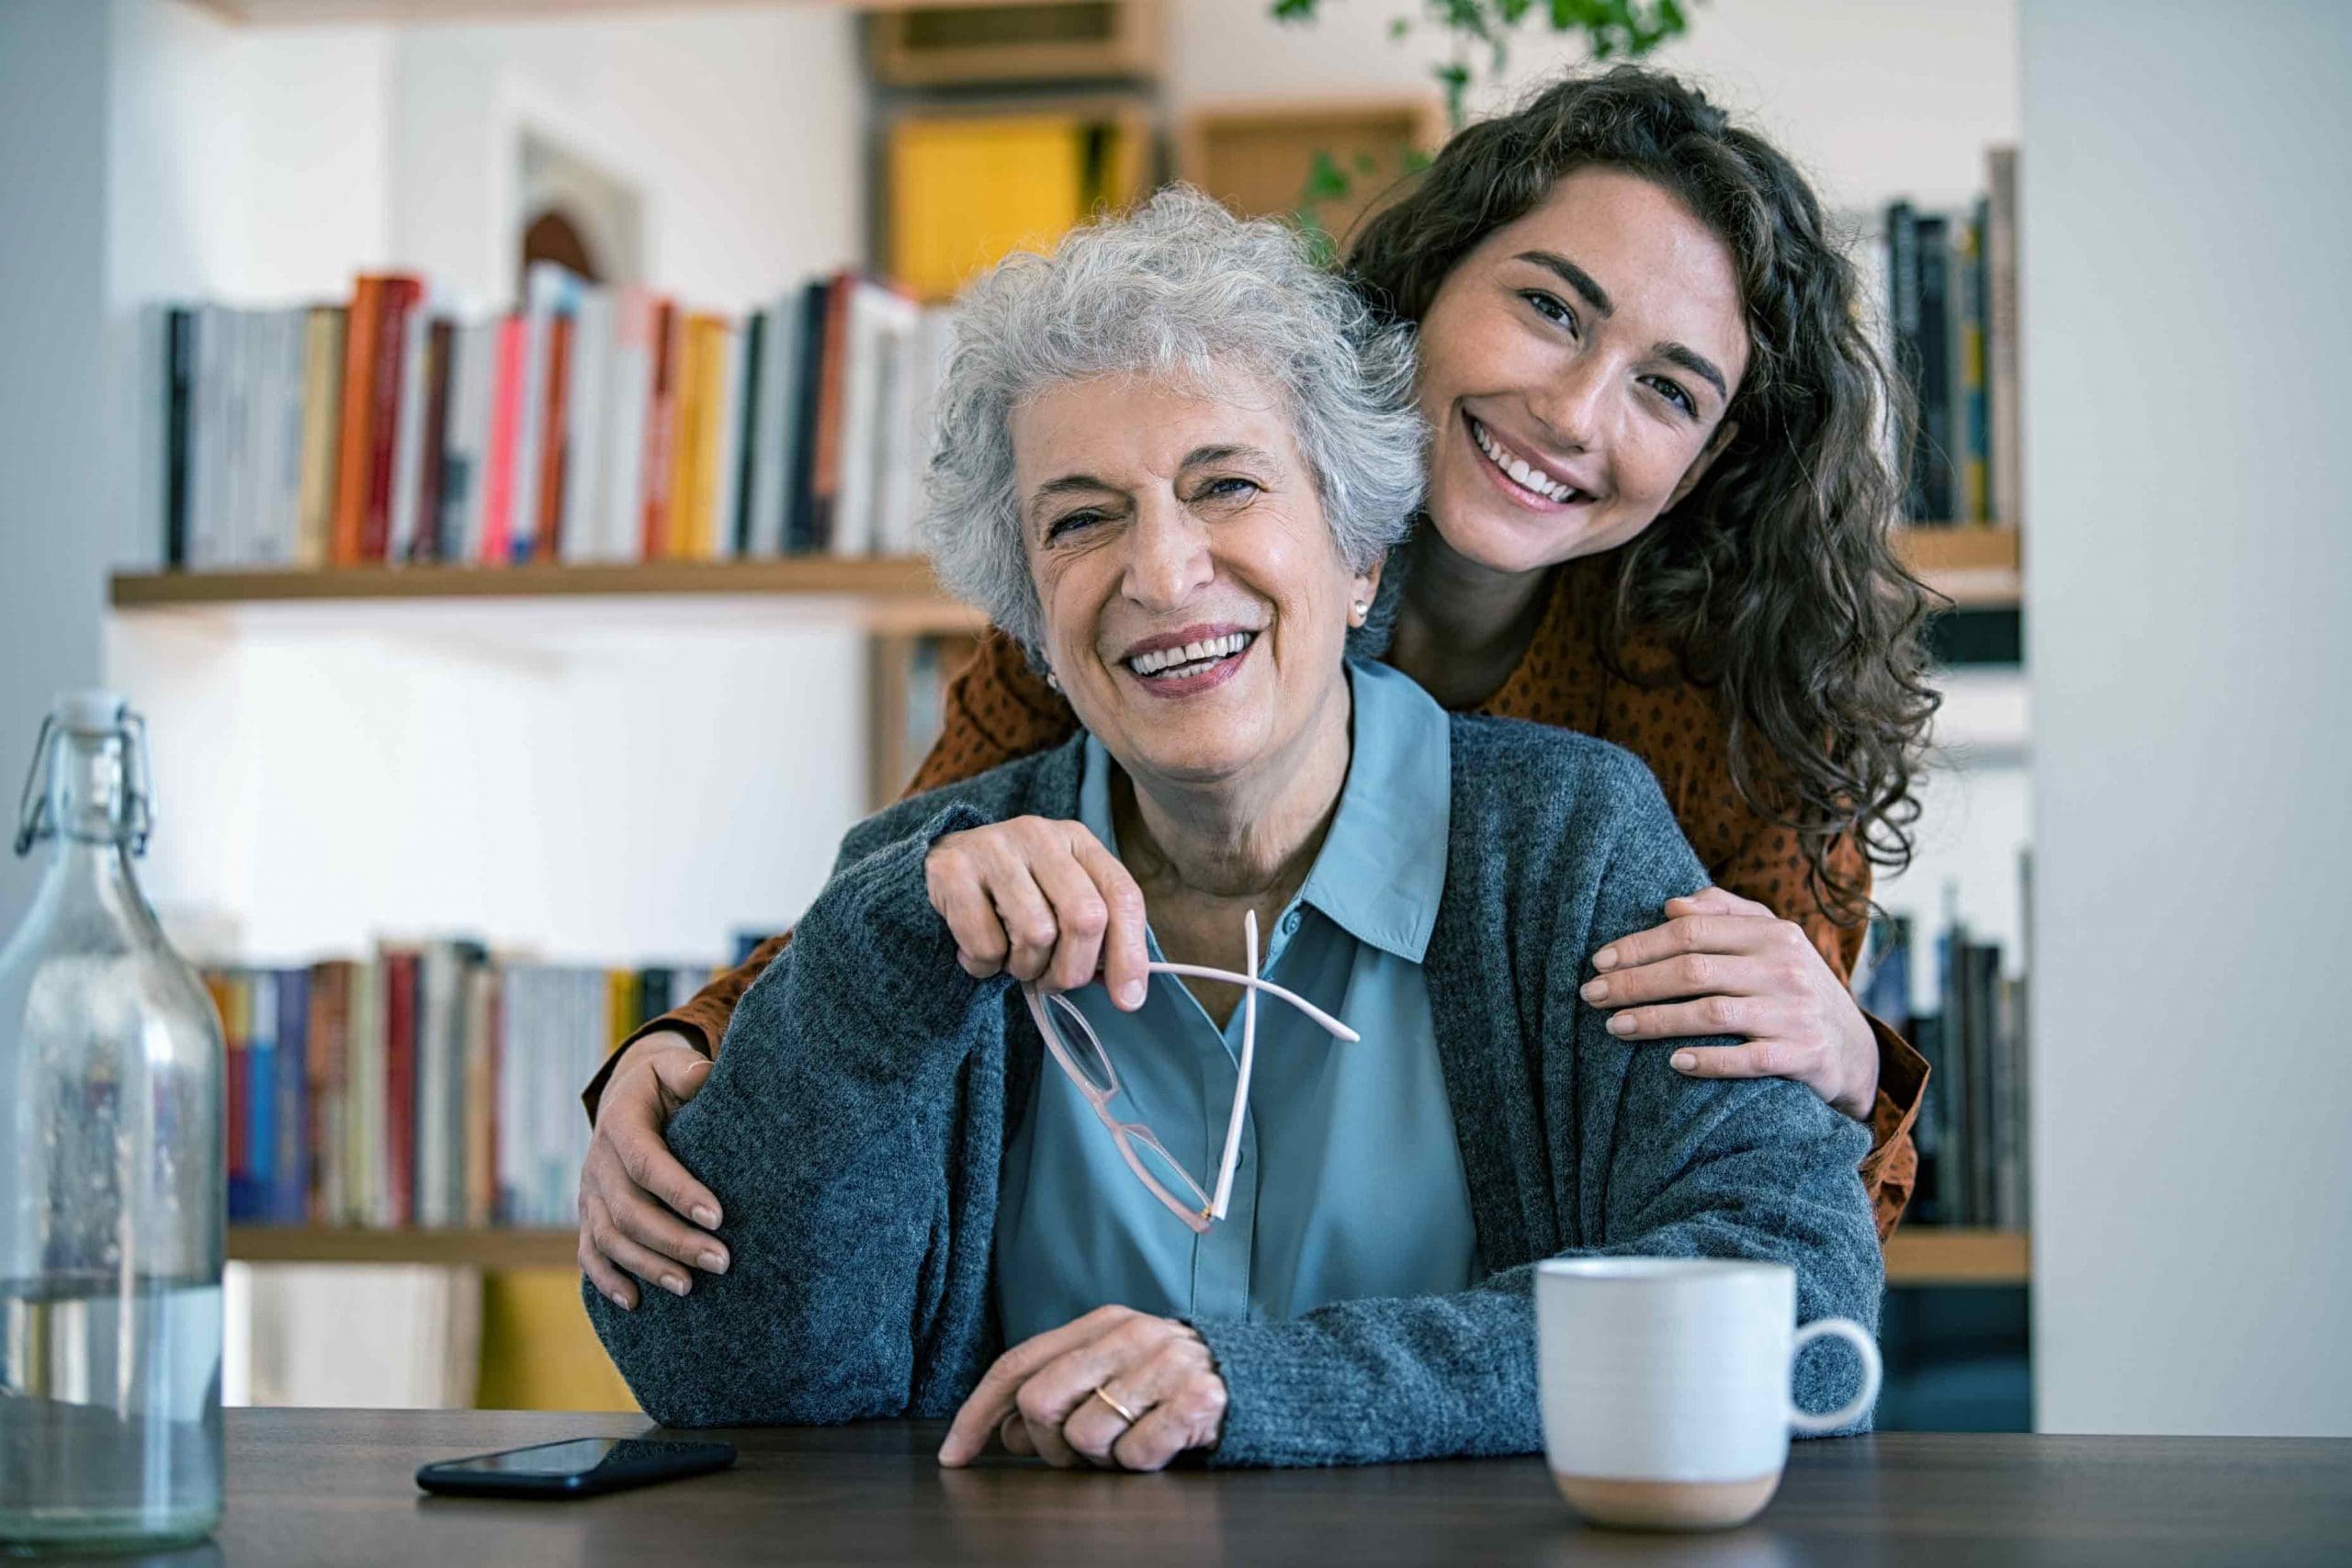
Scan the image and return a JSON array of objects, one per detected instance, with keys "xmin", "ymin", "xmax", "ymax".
[{"xmin": 1534, "ymin": 1258, "xmax": 1882, "ymax": 1531}]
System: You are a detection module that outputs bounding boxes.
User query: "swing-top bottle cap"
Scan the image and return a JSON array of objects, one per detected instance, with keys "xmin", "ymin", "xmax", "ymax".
[{"xmin": 51, "ymin": 690, "xmax": 131, "ymax": 736}]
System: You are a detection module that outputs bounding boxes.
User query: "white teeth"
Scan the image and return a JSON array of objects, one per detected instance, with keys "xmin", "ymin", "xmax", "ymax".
[
  {"xmin": 1472, "ymin": 417, "xmax": 1578, "ymax": 502},
  {"xmin": 1126, "ymin": 631, "xmax": 1254, "ymax": 677}
]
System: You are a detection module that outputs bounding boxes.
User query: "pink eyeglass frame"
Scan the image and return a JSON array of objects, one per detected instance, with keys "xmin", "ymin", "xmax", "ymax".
[{"xmin": 1018, "ymin": 910, "xmax": 1360, "ymax": 1235}]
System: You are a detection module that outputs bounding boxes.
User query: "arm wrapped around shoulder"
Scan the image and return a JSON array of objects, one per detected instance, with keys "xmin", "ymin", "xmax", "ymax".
[{"xmin": 582, "ymin": 802, "xmax": 1012, "ymax": 1427}]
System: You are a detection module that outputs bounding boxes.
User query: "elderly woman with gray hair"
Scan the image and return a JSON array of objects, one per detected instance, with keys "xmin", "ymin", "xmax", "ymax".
[{"xmin": 584, "ymin": 189, "xmax": 1882, "ymax": 1470}]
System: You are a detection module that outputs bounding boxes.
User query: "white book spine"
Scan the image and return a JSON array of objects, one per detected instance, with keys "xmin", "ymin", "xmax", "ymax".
[
  {"xmin": 831, "ymin": 283, "xmax": 884, "ymax": 558},
  {"xmin": 602, "ymin": 293, "xmax": 652, "ymax": 565},
  {"xmin": 221, "ymin": 310, "xmax": 251, "ymax": 569},
  {"xmin": 870, "ymin": 295, "xmax": 922, "ymax": 556},
  {"xmin": 277, "ymin": 310, "xmax": 309, "ymax": 566},
  {"xmin": 560, "ymin": 288, "xmax": 613, "ymax": 563}
]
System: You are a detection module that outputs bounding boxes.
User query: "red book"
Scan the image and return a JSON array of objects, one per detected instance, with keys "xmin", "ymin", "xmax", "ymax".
[
  {"xmin": 360, "ymin": 276, "xmax": 424, "ymax": 562},
  {"xmin": 534, "ymin": 314, "xmax": 573, "ymax": 562},
  {"xmin": 481, "ymin": 314, "xmax": 526, "ymax": 566},
  {"xmin": 382, "ymin": 950, "xmax": 418, "ymax": 1228},
  {"xmin": 640, "ymin": 298, "xmax": 678, "ymax": 560}
]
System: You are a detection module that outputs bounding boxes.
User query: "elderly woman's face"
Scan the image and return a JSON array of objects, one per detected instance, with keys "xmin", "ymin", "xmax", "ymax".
[{"xmin": 1012, "ymin": 371, "xmax": 1376, "ymax": 791}]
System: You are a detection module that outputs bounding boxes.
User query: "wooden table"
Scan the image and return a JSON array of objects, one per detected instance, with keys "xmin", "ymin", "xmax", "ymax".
[{"xmin": 138, "ymin": 1409, "xmax": 2352, "ymax": 1566}]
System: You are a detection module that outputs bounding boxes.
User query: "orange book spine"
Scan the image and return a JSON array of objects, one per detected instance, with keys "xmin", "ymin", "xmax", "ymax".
[
  {"xmin": 330, "ymin": 276, "xmax": 384, "ymax": 566},
  {"xmin": 534, "ymin": 314, "xmax": 573, "ymax": 562}
]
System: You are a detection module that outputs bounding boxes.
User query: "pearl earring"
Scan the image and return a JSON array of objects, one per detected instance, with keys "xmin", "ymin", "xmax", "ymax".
[
  {"xmin": 1350, "ymin": 601, "xmax": 1369, "ymax": 626},
  {"xmin": 1046, "ymin": 671, "xmax": 1061, "ymax": 692}
]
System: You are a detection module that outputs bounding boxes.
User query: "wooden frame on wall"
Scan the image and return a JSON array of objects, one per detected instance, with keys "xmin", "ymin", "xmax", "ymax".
[
  {"xmin": 865, "ymin": 0, "xmax": 1164, "ymax": 88},
  {"xmin": 1177, "ymin": 94, "xmax": 1449, "ymax": 234}
]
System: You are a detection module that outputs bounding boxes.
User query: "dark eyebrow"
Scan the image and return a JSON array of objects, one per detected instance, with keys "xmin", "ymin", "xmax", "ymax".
[
  {"xmin": 1181, "ymin": 443, "xmax": 1278, "ymax": 470},
  {"xmin": 1654, "ymin": 342, "xmax": 1730, "ymax": 403},
  {"xmin": 1516, "ymin": 250, "xmax": 1731, "ymax": 404},
  {"xmin": 1513, "ymin": 250, "xmax": 1613, "ymax": 317}
]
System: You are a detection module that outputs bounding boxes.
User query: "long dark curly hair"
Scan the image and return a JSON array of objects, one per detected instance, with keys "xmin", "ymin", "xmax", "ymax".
[{"xmin": 1348, "ymin": 65, "xmax": 1939, "ymax": 926}]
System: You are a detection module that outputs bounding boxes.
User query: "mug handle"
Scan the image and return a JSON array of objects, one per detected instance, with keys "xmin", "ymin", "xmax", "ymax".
[{"xmin": 1786, "ymin": 1316, "xmax": 1883, "ymax": 1435}]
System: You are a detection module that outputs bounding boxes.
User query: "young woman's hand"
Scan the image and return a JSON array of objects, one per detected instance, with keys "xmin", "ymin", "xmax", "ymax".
[
  {"xmin": 1578, "ymin": 886, "xmax": 1882, "ymax": 1121},
  {"xmin": 925, "ymin": 817, "xmax": 1151, "ymax": 1008},
  {"xmin": 576, "ymin": 1031, "xmax": 728, "ymax": 1310},
  {"xmin": 937, "ymin": 1305, "xmax": 1228, "ymax": 1472}
]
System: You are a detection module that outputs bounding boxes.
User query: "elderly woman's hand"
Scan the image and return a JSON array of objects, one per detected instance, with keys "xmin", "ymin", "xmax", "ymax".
[
  {"xmin": 577, "ymin": 1031, "xmax": 729, "ymax": 1310},
  {"xmin": 938, "ymin": 1305, "xmax": 1227, "ymax": 1472},
  {"xmin": 1577, "ymin": 886, "xmax": 1882, "ymax": 1121},
  {"xmin": 926, "ymin": 817, "xmax": 1153, "ymax": 1009}
]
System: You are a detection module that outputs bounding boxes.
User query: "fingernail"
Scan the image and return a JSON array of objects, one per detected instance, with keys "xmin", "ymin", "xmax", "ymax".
[
  {"xmin": 1671, "ymin": 1051, "xmax": 1697, "ymax": 1072},
  {"xmin": 692, "ymin": 1205, "xmax": 720, "ymax": 1228},
  {"xmin": 1580, "ymin": 978, "xmax": 1608, "ymax": 1002},
  {"xmin": 1593, "ymin": 947, "xmax": 1619, "ymax": 971},
  {"xmin": 662, "ymin": 1275, "xmax": 690, "ymax": 1297},
  {"xmin": 700, "ymin": 1250, "xmax": 729, "ymax": 1275},
  {"xmin": 1119, "ymin": 980, "xmax": 1145, "ymax": 1009},
  {"xmin": 607, "ymin": 1292, "xmax": 632, "ymax": 1311},
  {"xmin": 1606, "ymin": 1014, "xmax": 1634, "ymax": 1036}
]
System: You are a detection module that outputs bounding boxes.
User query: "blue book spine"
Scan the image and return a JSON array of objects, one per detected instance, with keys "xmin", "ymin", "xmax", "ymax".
[
  {"xmin": 274, "ymin": 967, "xmax": 311, "ymax": 1224},
  {"xmin": 244, "ymin": 971, "xmax": 277, "ymax": 1224}
]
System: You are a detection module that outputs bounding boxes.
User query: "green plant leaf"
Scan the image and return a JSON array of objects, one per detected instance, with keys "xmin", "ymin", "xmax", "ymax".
[
  {"xmin": 1270, "ymin": 0, "xmax": 1322, "ymax": 21},
  {"xmin": 1304, "ymin": 149, "xmax": 1354, "ymax": 203}
]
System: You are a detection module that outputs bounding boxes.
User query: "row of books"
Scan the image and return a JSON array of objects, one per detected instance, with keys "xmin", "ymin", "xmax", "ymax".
[
  {"xmin": 160, "ymin": 263, "xmax": 955, "ymax": 573},
  {"xmin": 1856, "ymin": 898, "xmax": 2030, "ymax": 1231},
  {"xmin": 205, "ymin": 947, "xmax": 725, "ymax": 1230},
  {"xmin": 1879, "ymin": 145, "xmax": 2021, "ymax": 528}
]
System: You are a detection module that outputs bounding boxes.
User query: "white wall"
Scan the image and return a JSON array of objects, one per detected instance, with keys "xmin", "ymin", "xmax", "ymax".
[
  {"xmin": 386, "ymin": 6, "xmax": 864, "ymax": 309},
  {"xmin": 0, "ymin": 1, "xmax": 115, "ymax": 938},
  {"xmin": 1171, "ymin": 0, "xmax": 2019, "ymax": 211},
  {"xmin": 2023, "ymin": 0, "xmax": 2352, "ymax": 1436}
]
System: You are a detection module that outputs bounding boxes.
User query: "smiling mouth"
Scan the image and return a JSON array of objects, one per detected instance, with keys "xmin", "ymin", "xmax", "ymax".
[
  {"xmin": 1124, "ymin": 630, "xmax": 1259, "ymax": 682},
  {"xmin": 1467, "ymin": 413, "xmax": 1589, "ymax": 505}
]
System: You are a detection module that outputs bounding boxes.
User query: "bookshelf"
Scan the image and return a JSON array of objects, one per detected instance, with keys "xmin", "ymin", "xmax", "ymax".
[
  {"xmin": 110, "ymin": 525, "xmax": 2021, "ymax": 616},
  {"xmin": 109, "ymin": 556, "xmax": 976, "ymax": 618},
  {"xmin": 230, "ymin": 1224, "xmax": 2030, "ymax": 1285}
]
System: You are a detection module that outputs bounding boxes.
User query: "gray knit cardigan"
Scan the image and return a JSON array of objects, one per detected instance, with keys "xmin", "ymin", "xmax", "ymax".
[{"xmin": 585, "ymin": 714, "xmax": 1883, "ymax": 1466}]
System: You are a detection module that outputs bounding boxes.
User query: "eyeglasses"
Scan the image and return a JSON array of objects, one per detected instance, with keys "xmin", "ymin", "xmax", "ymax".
[{"xmin": 1020, "ymin": 909, "xmax": 1360, "ymax": 1235}]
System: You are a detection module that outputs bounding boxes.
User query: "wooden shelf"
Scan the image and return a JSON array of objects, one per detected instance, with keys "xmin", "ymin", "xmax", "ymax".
[
  {"xmin": 229, "ymin": 1224, "xmax": 2028, "ymax": 1284},
  {"xmin": 1896, "ymin": 525, "xmax": 2022, "ymax": 609},
  {"xmin": 230, "ymin": 1226, "xmax": 581, "ymax": 1270},
  {"xmin": 108, "ymin": 557, "xmax": 982, "ymax": 628},
  {"xmin": 1883, "ymin": 1226, "xmax": 2030, "ymax": 1286}
]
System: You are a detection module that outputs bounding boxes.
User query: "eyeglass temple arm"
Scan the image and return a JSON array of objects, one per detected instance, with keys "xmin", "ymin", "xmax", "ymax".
[
  {"xmin": 1205, "ymin": 912, "xmax": 1261, "ymax": 1224},
  {"xmin": 1142, "ymin": 963, "xmax": 1361, "ymax": 1043}
]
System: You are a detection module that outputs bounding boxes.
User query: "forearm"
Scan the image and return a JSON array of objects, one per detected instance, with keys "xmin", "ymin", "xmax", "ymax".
[
  {"xmin": 579, "ymin": 933, "xmax": 793, "ymax": 1125},
  {"xmin": 583, "ymin": 809, "xmax": 999, "ymax": 1426}
]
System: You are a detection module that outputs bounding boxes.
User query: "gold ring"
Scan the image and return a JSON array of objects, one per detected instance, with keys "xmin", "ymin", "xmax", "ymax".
[{"xmin": 1090, "ymin": 1384, "xmax": 1139, "ymax": 1426}]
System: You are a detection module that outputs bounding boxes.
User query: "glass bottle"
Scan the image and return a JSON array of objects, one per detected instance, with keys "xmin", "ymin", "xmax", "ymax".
[{"xmin": 0, "ymin": 693, "xmax": 223, "ymax": 1549}]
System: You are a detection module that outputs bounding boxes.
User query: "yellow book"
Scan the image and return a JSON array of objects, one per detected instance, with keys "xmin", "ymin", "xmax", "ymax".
[
  {"xmin": 295, "ymin": 306, "xmax": 346, "ymax": 569},
  {"xmin": 690, "ymin": 315, "xmax": 729, "ymax": 559},
  {"xmin": 664, "ymin": 320, "xmax": 705, "ymax": 561},
  {"xmin": 889, "ymin": 115, "xmax": 1091, "ymax": 302}
]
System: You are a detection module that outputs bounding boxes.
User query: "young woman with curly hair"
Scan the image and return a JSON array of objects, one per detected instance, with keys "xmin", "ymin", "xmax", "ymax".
[{"xmin": 575, "ymin": 64, "xmax": 1941, "ymax": 1314}]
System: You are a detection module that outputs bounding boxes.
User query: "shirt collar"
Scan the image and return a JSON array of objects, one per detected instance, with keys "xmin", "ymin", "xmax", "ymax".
[{"xmin": 1077, "ymin": 659, "xmax": 1452, "ymax": 964}]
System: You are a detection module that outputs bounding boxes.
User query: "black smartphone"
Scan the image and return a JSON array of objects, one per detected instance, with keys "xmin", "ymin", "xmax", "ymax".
[{"xmin": 415, "ymin": 1436, "xmax": 737, "ymax": 1499}]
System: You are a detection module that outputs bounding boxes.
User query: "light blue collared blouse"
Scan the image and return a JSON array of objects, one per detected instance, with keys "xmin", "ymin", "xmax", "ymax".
[{"xmin": 991, "ymin": 660, "xmax": 1481, "ymax": 1344}]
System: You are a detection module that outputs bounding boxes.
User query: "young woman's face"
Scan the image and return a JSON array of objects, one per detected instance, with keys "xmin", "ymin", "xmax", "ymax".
[{"xmin": 1413, "ymin": 167, "xmax": 1752, "ymax": 575}]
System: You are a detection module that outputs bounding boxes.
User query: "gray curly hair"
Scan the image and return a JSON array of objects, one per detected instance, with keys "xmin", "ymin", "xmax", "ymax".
[{"xmin": 920, "ymin": 186, "xmax": 1426, "ymax": 652}]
